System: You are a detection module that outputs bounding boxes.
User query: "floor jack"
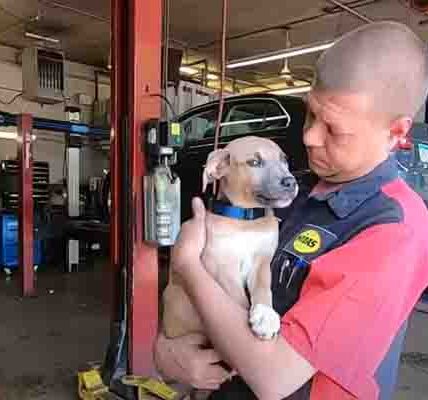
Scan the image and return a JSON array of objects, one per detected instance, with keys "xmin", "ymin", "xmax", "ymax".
[{"xmin": 78, "ymin": 120, "xmax": 184, "ymax": 400}]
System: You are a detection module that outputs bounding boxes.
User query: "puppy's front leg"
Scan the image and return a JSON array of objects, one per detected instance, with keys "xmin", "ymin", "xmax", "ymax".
[{"xmin": 247, "ymin": 255, "xmax": 281, "ymax": 340}]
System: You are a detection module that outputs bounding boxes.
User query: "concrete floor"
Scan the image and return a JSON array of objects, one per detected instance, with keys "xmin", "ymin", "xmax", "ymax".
[
  {"xmin": 394, "ymin": 307, "xmax": 428, "ymax": 400},
  {"xmin": 0, "ymin": 262, "xmax": 427, "ymax": 400},
  {"xmin": 0, "ymin": 263, "xmax": 111, "ymax": 400}
]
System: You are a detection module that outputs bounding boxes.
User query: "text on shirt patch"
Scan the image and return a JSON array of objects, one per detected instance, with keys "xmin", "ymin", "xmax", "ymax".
[{"xmin": 293, "ymin": 229, "xmax": 322, "ymax": 254}]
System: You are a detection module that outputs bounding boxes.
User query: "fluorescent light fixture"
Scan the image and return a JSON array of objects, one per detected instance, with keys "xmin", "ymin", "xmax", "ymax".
[
  {"xmin": 227, "ymin": 40, "xmax": 335, "ymax": 69},
  {"xmin": 0, "ymin": 131, "xmax": 17, "ymax": 140},
  {"xmin": 180, "ymin": 66, "xmax": 198, "ymax": 75},
  {"xmin": 180, "ymin": 66, "xmax": 219, "ymax": 81},
  {"xmin": 269, "ymin": 86, "xmax": 312, "ymax": 95},
  {"xmin": 24, "ymin": 31, "xmax": 60, "ymax": 44},
  {"xmin": 0, "ymin": 131, "xmax": 37, "ymax": 141}
]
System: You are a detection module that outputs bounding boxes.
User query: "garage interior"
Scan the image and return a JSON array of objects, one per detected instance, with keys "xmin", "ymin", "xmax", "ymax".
[{"xmin": 0, "ymin": 0, "xmax": 427, "ymax": 399}]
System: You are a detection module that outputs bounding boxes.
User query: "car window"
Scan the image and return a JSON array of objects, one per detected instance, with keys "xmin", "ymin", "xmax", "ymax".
[
  {"xmin": 396, "ymin": 125, "xmax": 428, "ymax": 205},
  {"xmin": 181, "ymin": 108, "xmax": 218, "ymax": 143},
  {"xmin": 222, "ymin": 100, "xmax": 290, "ymax": 137}
]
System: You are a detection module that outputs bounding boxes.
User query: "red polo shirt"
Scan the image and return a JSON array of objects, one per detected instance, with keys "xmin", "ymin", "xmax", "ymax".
[{"xmin": 280, "ymin": 179, "xmax": 428, "ymax": 399}]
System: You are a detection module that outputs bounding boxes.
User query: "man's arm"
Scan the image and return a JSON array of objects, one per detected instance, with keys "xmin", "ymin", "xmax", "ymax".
[{"xmin": 184, "ymin": 259, "xmax": 316, "ymax": 400}]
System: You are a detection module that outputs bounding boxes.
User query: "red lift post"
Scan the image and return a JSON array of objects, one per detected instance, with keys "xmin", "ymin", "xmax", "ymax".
[
  {"xmin": 17, "ymin": 114, "xmax": 35, "ymax": 297},
  {"xmin": 111, "ymin": 0, "xmax": 162, "ymax": 375}
]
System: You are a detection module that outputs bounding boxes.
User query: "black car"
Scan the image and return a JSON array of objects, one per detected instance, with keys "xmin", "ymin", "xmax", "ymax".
[
  {"xmin": 175, "ymin": 93, "xmax": 311, "ymax": 221},
  {"xmin": 397, "ymin": 122, "xmax": 428, "ymax": 206}
]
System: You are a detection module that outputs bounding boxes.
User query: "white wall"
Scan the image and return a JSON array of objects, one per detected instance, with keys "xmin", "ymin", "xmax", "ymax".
[
  {"xmin": 0, "ymin": 44, "xmax": 231, "ymax": 185},
  {"xmin": 0, "ymin": 45, "xmax": 110, "ymax": 184}
]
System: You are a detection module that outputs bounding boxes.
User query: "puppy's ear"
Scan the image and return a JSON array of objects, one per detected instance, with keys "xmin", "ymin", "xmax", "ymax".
[{"xmin": 202, "ymin": 149, "xmax": 230, "ymax": 192}]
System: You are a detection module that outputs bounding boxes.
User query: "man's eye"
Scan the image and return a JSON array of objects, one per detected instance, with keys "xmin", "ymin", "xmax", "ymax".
[
  {"xmin": 247, "ymin": 158, "xmax": 263, "ymax": 167},
  {"xmin": 327, "ymin": 127, "xmax": 350, "ymax": 144},
  {"xmin": 326, "ymin": 124, "xmax": 334, "ymax": 135}
]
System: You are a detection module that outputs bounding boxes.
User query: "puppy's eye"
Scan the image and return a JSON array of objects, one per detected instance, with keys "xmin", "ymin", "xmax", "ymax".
[{"xmin": 247, "ymin": 158, "xmax": 263, "ymax": 168}]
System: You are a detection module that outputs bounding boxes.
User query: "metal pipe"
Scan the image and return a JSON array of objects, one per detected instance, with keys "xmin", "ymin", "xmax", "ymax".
[
  {"xmin": 38, "ymin": 0, "xmax": 109, "ymax": 23},
  {"xmin": 323, "ymin": 0, "xmax": 376, "ymax": 13},
  {"xmin": 196, "ymin": 0, "xmax": 377, "ymax": 49},
  {"xmin": 18, "ymin": 114, "xmax": 35, "ymax": 297},
  {"xmin": 214, "ymin": 0, "xmax": 228, "ymax": 153},
  {"xmin": 162, "ymin": 0, "xmax": 170, "ymax": 99},
  {"xmin": 326, "ymin": 0, "xmax": 373, "ymax": 23}
]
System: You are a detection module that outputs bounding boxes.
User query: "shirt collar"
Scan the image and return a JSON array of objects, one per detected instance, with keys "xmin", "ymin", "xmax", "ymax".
[{"xmin": 310, "ymin": 156, "xmax": 399, "ymax": 219}]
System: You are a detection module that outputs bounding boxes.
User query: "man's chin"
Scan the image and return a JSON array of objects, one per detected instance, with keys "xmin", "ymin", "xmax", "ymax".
[{"xmin": 309, "ymin": 161, "xmax": 335, "ymax": 178}]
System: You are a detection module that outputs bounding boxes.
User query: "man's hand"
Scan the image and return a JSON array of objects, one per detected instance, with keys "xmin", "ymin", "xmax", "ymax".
[
  {"xmin": 154, "ymin": 332, "xmax": 233, "ymax": 390},
  {"xmin": 171, "ymin": 197, "xmax": 207, "ymax": 280}
]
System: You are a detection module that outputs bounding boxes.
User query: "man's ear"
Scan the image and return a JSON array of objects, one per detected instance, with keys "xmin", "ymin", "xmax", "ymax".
[
  {"xmin": 389, "ymin": 116, "xmax": 412, "ymax": 150},
  {"xmin": 202, "ymin": 149, "xmax": 231, "ymax": 192}
]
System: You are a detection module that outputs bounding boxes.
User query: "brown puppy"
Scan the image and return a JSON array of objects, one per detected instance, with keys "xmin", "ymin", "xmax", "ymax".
[{"xmin": 162, "ymin": 136, "xmax": 298, "ymax": 341}]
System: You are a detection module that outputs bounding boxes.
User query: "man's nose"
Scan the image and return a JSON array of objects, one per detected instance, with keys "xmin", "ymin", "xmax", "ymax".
[
  {"xmin": 280, "ymin": 176, "xmax": 297, "ymax": 191},
  {"xmin": 303, "ymin": 122, "xmax": 325, "ymax": 148}
]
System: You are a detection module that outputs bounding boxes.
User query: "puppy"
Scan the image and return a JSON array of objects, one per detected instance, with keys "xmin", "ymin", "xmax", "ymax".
[{"xmin": 162, "ymin": 136, "xmax": 298, "ymax": 341}]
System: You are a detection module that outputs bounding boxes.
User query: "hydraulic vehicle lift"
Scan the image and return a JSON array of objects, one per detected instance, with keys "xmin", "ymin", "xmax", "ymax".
[{"xmin": 102, "ymin": 0, "xmax": 163, "ymax": 397}]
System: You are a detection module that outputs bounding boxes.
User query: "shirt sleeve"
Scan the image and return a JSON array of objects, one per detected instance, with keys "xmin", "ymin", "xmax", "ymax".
[{"xmin": 280, "ymin": 222, "xmax": 424, "ymax": 399}]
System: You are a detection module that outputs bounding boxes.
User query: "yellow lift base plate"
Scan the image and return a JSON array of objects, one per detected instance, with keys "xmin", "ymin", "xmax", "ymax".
[{"xmin": 78, "ymin": 368, "xmax": 184, "ymax": 400}]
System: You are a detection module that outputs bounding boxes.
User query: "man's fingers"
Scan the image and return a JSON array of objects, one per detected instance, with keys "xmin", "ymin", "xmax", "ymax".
[
  {"xmin": 201, "ymin": 349, "xmax": 223, "ymax": 364},
  {"xmin": 196, "ymin": 381, "xmax": 221, "ymax": 390},
  {"xmin": 195, "ymin": 369, "xmax": 231, "ymax": 390},
  {"xmin": 192, "ymin": 197, "xmax": 206, "ymax": 220},
  {"xmin": 205, "ymin": 365, "xmax": 234, "ymax": 383},
  {"xmin": 183, "ymin": 333, "xmax": 207, "ymax": 346}
]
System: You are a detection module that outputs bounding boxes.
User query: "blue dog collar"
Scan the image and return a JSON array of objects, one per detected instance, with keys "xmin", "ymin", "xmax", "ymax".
[{"xmin": 211, "ymin": 200, "xmax": 266, "ymax": 220}]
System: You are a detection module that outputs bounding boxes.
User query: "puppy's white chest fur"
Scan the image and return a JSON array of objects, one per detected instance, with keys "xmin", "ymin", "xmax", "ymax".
[
  {"xmin": 202, "ymin": 213, "xmax": 279, "ymax": 309},
  {"xmin": 162, "ymin": 212, "xmax": 282, "ymax": 340},
  {"xmin": 210, "ymin": 227, "xmax": 277, "ymax": 287}
]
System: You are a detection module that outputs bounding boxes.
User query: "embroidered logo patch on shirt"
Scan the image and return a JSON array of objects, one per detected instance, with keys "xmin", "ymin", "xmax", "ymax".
[
  {"xmin": 293, "ymin": 229, "xmax": 321, "ymax": 253},
  {"xmin": 284, "ymin": 224, "xmax": 338, "ymax": 263}
]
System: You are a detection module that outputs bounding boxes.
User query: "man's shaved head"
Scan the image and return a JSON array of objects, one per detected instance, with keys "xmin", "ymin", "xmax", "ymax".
[{"xmin": 315, "ymin": 21, "xmax": 428, "ymax": 118}]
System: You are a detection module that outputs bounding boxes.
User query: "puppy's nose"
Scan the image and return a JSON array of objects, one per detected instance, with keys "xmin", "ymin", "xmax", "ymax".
[{"xmin": 280, "ymin": 177, "xmax": 297, "ymax": 191}]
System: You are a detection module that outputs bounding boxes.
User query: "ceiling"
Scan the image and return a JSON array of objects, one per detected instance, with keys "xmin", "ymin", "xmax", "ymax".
[{"xmin": 0, "ymin": 0, "xmax": 428, "ymax": 92}]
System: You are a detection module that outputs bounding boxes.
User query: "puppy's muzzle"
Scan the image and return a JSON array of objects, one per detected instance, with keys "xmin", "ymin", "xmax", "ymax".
[{"xmin": 280, "ymin": 176, "xmax": 298, "ymax": 192}]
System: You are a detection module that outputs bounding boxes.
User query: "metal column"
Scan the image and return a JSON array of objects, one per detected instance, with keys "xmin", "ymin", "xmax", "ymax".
[
  {"xmin": 67, "ymin": 147, "xmax": 80, "ymax": 272},
  {"xmin": 17, "ymin": 114, "xmax": 34, "ymax": 297},
  {"xmin": 109, "ymin": 0, "xmax": 162, "ymax": 377}
]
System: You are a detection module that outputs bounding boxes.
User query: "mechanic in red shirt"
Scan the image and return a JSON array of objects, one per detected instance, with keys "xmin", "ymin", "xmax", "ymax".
[{"xmin": 154, "ymin": 21, "xmax": 428, "ymax": 399}]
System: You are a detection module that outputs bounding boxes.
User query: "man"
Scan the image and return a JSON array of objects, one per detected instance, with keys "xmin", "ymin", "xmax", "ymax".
[{"xmin": 154, "ymin": 21, "xmax": 428, "ymax": 399}]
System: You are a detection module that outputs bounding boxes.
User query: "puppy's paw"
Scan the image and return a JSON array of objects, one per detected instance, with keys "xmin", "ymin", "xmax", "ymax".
[{"xmin": 249, "ymin": 304, "xmax": 280, "ymax": 340}]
